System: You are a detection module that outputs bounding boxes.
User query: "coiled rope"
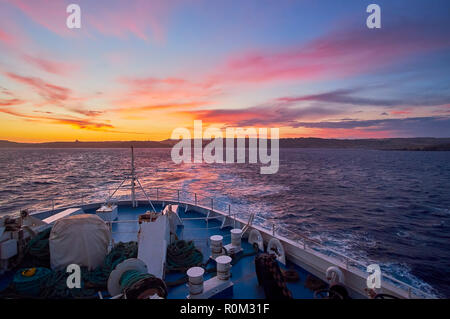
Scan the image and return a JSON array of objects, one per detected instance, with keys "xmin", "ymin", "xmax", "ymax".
[
  {"xmin": 166, "ymin": 240, "xmax": 203, "ymax": 272},
  {"xmin": 119, "ymin": 270, "xmax": 155, "ymax": 291},
  {"xmin": 13, "ymin": 267, "xmax": 52, "ymax": 297},
  {"xmin": 4, "ymin": 236, "xmax": 139, "ymax": 299},
  {"xmin": 19, "ymin": 227, "xmax": 52, "ymax": 268}
]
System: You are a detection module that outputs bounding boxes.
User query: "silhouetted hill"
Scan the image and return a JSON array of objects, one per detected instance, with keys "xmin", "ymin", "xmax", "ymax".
[{"xmin": 0, "ymin": 138, "xmax": 449, "ymax": 150}]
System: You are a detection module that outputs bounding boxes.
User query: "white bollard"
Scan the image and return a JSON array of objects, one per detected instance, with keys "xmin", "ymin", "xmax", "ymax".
[
  {"xmin": 230, "ymin": 228, "xmax": 242, "ymax": 248},
  {"xmin": 215, "ymin": 255, "xmax": 232, "ymax": 281},
  {"xmin": 210, "ymin": 235, "xmax": 223, "ymax": 258},
  {"xmin": 187, "ymin": 267, "xmax": 205, "ymax": 295}
]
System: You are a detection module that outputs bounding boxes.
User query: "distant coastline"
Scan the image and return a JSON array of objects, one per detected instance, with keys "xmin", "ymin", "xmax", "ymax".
[{"xmin": 1, "ymin": 138, "xmax": 450, "ymax": 151}]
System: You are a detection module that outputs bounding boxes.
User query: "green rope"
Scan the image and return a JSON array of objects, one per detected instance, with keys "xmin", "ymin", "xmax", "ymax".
[
  {"xmin": 20, "ymin": 228, "xmax": 52, "ymax": 268},
  {"xmin": 166, "ymin": 240, "xmax": 203, "ymax": 273},
  {"xmin": 13, "ymin": 267, "xmax": 52, "ymax": 297},
  {"xmin": 8, "ymin": 241, "xmax": 139, "ymax": 299},
  {"xmin": 119, "ymin": 270, "xmax": 155, "ymax": 291},
  {"xmin": 83, "ymin": 241, "xmax": 139, "ymax": 289}
]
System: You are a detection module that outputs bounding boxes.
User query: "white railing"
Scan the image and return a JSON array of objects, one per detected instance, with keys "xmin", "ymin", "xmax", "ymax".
[{"xmin": 17, "ymin": 185, "xmax": 436, "ymax": 299}]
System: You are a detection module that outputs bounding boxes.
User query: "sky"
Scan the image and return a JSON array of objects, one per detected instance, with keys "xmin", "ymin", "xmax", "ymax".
[{"xmin": 0, "ymin": 0, "xmax": 449, "ymax": 142}]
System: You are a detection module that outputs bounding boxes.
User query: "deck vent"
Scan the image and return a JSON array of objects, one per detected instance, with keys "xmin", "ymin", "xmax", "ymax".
[
  {"xmin": 187, "ymin": 266, "xmax": 205, "ymax": 295},
  {"xmin": 216, "ymin": 255, "xmax": 232, "ymax": 280},
  {"xmin": 210, "ymin": 235, "xmax": 223, "ymax": 259},
  {"xmin": 230, "ymin": 229, "xmax": 242, "ymax": 248}
]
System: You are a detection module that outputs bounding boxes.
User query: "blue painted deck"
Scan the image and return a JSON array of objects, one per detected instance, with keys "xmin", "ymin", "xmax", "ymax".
[
  {"xmin": 93, "ymin": 204, "xmax": 318, "ymax": 299},
  {"xmin": 0, "ymin": 204, "xmax": 320, "ymax": 299}
]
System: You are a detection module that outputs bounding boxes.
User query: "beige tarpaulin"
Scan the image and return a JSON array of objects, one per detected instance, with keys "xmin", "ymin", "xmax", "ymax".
[{"xmin": 49, "ymin": 214, "xmax": 111, "ymax": 270}]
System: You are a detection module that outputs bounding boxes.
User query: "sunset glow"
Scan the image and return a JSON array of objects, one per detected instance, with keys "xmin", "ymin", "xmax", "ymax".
[{"xmin": 1, "ymin": 0, "xmax": 450, "ymax": 142}]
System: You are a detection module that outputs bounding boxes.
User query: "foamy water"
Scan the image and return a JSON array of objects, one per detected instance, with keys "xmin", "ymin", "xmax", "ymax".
[{"xmin": 0, "ymin": 148, "xmax": 449, "ymax": 297}]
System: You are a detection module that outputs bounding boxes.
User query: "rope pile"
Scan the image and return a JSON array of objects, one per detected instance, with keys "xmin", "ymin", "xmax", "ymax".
[
  {"xmin": 13, "ymin": 267, "xmax": 52, "ymax": 297},
  {"xmin": 4, "ymin": 228, "xmax": 139, "ymax": 299},
  {"xmin": 41, "ymin": 241, "xmax": 139, "ymax": 299},
  {"xmin": 166, "ymin": 240, "xmax": 203, "ymax": 272},
  {"xmin": 83, "ymin": 241, "xmax": 139, "ymax": 288},
  {"xmin": 20, "ymin": 227, "xmax": 52, "ymax": 268}
]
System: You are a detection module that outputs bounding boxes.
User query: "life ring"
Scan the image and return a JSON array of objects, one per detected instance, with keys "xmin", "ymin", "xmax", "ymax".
[
  {"xmin": 267, "ymin": 238, "xmax": 286, "ymax": 265},
  {"xmin": 326, "ymin": 266, "xmax": 345, "ymax": 284},
  {"xmin": 248, "ymin": 229, "xmax": 264, "ymax": 252}
]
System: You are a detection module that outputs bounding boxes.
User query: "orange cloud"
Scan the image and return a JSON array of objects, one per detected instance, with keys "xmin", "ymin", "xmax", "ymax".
[
  {"xmin": 118, "ymin": 101, "xmax": 209, "ymax": 114},
  {"xmin": 118, "ymin": 75, "xmax": 218, "ymax": 104},
  {"xmin": 0, "ymin": 106, "xmax": 116, "ymax": 132}
]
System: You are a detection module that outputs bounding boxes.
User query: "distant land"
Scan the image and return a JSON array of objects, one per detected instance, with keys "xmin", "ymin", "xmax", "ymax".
[{"xmin": 1, "ymin": 138, "xmax": 450, "ymax": 151}]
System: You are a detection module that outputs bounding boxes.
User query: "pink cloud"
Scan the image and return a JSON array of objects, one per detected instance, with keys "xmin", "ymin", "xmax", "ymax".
[
  {"xmin": 5, "ymin": 0, "xmax": 180, "ymax": 42},
  {"xmin": 116, "ymin": 75, "xmax": 219, "ymax": 108},
  {"xmin": 0, "ymin": 98, "xmax": 24, "ymax": 106},
  {"xmin": 5, "ymin": 72, "xmax": 72, "ymax": 102},
  {"xmin": 8, "ymin": 0, "xmax": 71, "ymax": 36},
  {"xmin": 0, "ymin": 29, "xmax": 15, "ymax": 46},
  {"xmin": 21, "ymin": 54, "xmax": 79, "ymax": 76},
  {"xmin": 208, "ymin": 22, "xmax": 450, "ymax": 86}
]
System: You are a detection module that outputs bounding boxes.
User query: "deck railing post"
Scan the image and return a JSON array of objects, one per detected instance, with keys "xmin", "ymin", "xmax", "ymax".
[
  {"xmin": 195, "ymin": 193, "xmax": 197, "ymax": 205},
  {"xmin": 272, "ymin": 224, "xmax": 276, "ymax": 236},
  {"xmin": 228, "ymin": 204, "xmax": 231, "ymax": 216},
  {"xmin": 211, "ymin": 198, "xmax": 214, "ymax": 211}
]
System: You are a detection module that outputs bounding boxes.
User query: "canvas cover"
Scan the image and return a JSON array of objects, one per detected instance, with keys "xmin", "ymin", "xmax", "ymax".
[{"xmin": 49, "ymin": 214, "xmax": 111, "ymax": 270}]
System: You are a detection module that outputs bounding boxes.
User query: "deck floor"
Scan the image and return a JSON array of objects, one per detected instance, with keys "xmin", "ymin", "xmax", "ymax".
[{"xmin": 95, "ymin": 204, "xmax": 317, "ymax": 299}]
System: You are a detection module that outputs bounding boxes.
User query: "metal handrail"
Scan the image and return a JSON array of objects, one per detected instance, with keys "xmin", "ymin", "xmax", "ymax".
[{"xmin": 19, "ymin": 185, "xmax": 436, "ymax": 298}]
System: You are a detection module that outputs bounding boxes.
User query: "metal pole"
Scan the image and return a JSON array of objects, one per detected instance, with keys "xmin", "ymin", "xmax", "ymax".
[
  {"xmin": 131, "ymin": 146, "xmax": 137, "ymax": 208},
  {"xmin": 211, "ymin": 198, "xmax": 214, "ymax": 211},
  {"xmin": 195, "ymin": 193, "xmax": 197, "ymax": 205},
  {"xmin": 106, "ymin": 177, "xmax": 128, "ymax": 204},
  {"xmin": 228, "ymin": 204, "xmax": 231, "ymax": 216},
  {"xmin": 135, "ymin": 178, "xmax": 156, "ymax": 212}
]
